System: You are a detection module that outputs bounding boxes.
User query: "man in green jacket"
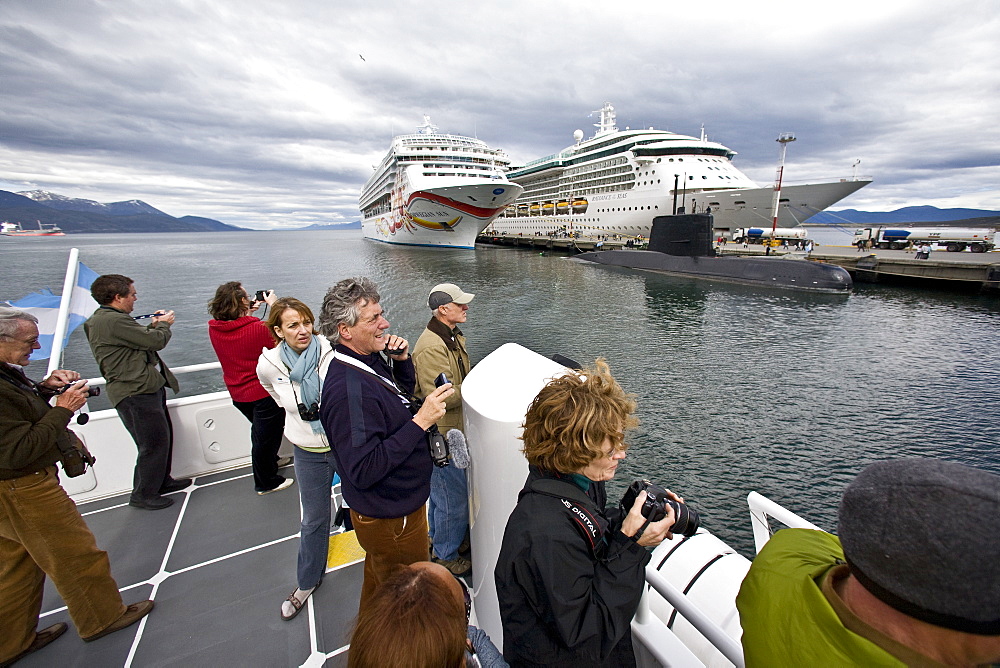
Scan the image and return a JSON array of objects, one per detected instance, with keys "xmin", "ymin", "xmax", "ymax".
[
  {"xmin": 736, "ymin": 458, "xmax": 1000, "ymax": 666},
  {"xmin": 411, "ymin": 282, "xmax": 473, "ymax": 576},
  {"xmin": 84, "ymin": 274, "xmax": 189, "ymax": 510},
  {"xmin": 0, "ymin": 307, "xmax": 153, "ymax": 664}
]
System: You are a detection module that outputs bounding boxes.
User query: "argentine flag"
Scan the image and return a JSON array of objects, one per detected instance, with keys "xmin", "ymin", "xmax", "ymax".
[{"xmin": 6, "ymin": 262, "xmax": 99, "ymax": 361}]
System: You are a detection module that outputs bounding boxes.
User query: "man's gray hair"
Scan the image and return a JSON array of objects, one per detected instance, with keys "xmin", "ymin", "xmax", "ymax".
[
  {"xmin": 0, "ymin": 306, "xmax": 38, "ymax": 339},
  {"xmin": 317, "ymin": 277, "xmax": 381, "ymax": 343}
]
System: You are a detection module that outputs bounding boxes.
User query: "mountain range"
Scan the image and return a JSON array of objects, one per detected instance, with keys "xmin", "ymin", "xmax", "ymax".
[
  {"xmin": 813, "ymin": 205, "xmax": 1000, "ymax": 227},
  {"xmin": 0, "ymin": 190, "xmax": 244, "ymax": 233}
]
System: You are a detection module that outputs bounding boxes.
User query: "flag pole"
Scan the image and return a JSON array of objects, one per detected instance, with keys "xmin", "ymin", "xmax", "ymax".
[{"xmin": 47, "ymin": 248, "xmax": 80, "ymax": 376}]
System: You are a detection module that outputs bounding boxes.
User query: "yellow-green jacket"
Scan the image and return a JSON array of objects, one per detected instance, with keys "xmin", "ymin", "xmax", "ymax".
[{"xmin": 736, "ymin": 528, "xmax": 907, "ymax": 667}]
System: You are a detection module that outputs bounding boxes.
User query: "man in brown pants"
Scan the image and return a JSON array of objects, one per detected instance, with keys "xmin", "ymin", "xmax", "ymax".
[{"xmin": 0, "ymin": 307, "xmax": 152, "ymax": 665}]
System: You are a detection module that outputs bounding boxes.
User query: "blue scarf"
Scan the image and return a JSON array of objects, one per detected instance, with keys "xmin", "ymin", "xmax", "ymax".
[{"xmin": 279, "ymin": 335, "xmax": 324, "ymax": 434}]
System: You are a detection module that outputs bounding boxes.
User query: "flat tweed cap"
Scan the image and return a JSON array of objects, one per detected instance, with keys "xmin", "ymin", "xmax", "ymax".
[{"xmin": 839, "ymin": 458, "xmax": 1000, "ymax": 635}]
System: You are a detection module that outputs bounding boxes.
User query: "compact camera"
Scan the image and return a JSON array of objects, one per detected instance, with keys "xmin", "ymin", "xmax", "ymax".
[
  {"xmin": 621, "ymin": 478, "xmax": 700, "ymax": 537},
  {"xmin": 297, "ymin": 401, "xmax": 320, "ymax": 422},
  {"xmin": 254, "ymin": 290, "xmax": 268, "ymax": 302},
  {"xmin": 58, "ymin": 383, "xmax": 101, "ymax": 398},
  {"xmin": 434, "ymin": 373, "xmax": 450, "ymax": 387}
]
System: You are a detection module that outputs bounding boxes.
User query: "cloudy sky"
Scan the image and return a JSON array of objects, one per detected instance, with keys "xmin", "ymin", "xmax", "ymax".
[{"xmin": 1, "ymin": 0, "xmax": 997, "ymax": 229}]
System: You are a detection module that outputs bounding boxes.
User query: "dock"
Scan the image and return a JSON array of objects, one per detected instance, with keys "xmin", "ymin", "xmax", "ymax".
[{"xmin": 477, "ymin": 234, "xmax": 1000, "ymax": 293}]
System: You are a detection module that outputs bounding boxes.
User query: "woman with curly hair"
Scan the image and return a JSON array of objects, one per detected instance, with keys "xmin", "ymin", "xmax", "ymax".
[{"xmin": 494, "ymin": 359, "xmax": 683, "ymax": 667}]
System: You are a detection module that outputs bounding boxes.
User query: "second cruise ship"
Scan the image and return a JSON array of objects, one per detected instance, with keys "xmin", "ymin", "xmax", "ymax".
[{"xmin": 487, "ymin": 103, "xmax": 870, "ymax": 239}]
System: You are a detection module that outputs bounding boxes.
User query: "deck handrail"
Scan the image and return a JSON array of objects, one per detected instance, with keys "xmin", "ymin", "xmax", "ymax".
[
  {"xmin": 636, "ymin": 567, "xmax": 746, "ymax": 667},
  {"xmin": 747, "ymin": 491, "xmax": 822, "ymax": 554},
  {"xmin": 84, "ymin": 361, "xmax": 223, "ymax": 388}
]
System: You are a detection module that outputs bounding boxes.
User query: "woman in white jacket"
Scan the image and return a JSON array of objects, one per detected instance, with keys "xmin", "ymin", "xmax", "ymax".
[{"xmin": 256, "ymin": 297, "xmax": 335, "ymax": 621}]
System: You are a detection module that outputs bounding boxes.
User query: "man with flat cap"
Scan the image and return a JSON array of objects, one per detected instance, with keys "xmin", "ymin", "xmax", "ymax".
[
  {"xmin": 736, "ymin": 458, "xmax": 1000, "ymax": 666},
  {"xmin": 411, "ymin": 283, "xmax": 474, "ymax": 576}
]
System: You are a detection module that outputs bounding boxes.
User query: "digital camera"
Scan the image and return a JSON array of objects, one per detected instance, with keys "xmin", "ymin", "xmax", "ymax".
[
  {"xmin": 621, "ymin": 478, "xmax": 700, "ymax": 537},
  {"xmin": 297, "ymin": 401, "xmax": 320, "ymax": 422},
  {"xmin": 58, "ymin": 383, "xmax": 101, "ymax": 398},
  {"xmin": 255, "ymin": 290, "xmax": 268, "ymax": 302}
]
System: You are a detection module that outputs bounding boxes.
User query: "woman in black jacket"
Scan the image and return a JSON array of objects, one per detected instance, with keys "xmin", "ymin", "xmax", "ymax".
[{"xmin": 494, "ymin": 359, "xmax": 682, "ymax": 667}]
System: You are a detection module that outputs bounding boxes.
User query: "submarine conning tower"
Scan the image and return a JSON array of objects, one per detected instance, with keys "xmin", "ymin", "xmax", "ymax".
[{"xmin": 648, "ymin": 213, "xmax": 717, "ymax": 257}]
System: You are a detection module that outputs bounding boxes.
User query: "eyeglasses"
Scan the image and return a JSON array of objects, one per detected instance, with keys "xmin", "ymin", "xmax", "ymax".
[{"xmin": 456, "ymin": 576, "xmax": 471, "ymax": 623}]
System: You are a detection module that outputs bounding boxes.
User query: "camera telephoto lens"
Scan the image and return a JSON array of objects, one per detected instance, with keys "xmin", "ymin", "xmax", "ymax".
[{"xmin": 667, "ymin": 499, "xmax": 700, "ymax": 537}]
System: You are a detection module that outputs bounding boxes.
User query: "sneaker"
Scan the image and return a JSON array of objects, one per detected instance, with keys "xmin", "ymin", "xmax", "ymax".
[
  {"xmin": 258, "ymin": 478, "xmax": 294, "ymax": 495},
  {"xmin": 432, "ymin": 553, "xmax": 472, "ymax": 577},
  {"xmin": 276, "ymin": 456, "xmax": 293, "ymax": 468},
  {"xmin": 82, "ymin": 600, "xmax": 154, "ymax": 642},
  {"xmin": 128, "ymin": 496, "xmax": 174, "ymax": 510}
]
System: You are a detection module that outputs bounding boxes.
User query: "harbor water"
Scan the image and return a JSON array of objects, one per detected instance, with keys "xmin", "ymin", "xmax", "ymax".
[{"xmin": 3, "ymin": 230, "xmax": 999, "ymax": 556}]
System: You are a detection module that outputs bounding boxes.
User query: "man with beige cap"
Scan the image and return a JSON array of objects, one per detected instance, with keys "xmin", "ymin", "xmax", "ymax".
[{"xmin": 412, "ymin": 283, "xmax": 474, "ymax": 576}]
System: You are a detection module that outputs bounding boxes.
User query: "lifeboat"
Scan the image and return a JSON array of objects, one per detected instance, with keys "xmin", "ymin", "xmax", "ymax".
[
  {"xmin": 556, "ymin": 200, "xmax": 570, "ymax": 214},
  {"xmin": 572, "ymin": 198, "xmax": 589, "ymax": 213},
  {"xmin": 541, "ymin": 201, "xmax": 555, "ymax": 215},
  {"xmin": 529, "ymin": 203, "xmax": 540, "ymax": 216},
  {"xmin": 517, "ymin": 203, "xmax": 529, "ymax": 216}
]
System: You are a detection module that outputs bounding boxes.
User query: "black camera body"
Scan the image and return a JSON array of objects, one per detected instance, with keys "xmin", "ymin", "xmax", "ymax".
[
  {"xmin": 297, "ymin": 402, "xmax": 319, "ymax": 422},
  {"xmin": 621, "ymin": 478, "xmax": 700, "ymax": 537},
  {"xmin": 255, "ymin": 290, "xmax": 268, "ymax": 302},
  {"xmin": 58, "ymin": 383, "xmax": 100, "ymax": 398},
  {"xmin": 434, "ymin": 372, "xmax": 450, "ymax": 387}
]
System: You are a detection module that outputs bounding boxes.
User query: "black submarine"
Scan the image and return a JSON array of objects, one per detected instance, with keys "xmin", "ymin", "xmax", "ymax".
[{"xmin": 576, "ymin": 214, "xmax": 852, "ymax": 293}]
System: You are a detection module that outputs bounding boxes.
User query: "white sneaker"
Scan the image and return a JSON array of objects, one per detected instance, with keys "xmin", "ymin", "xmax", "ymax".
[
  {"xmin": 276, "ymin": 456, "xmax": 293, "ymax": 468},
  {"xmin": 258, "ymin": 478, "xmax": 295, "ymax": 495}
]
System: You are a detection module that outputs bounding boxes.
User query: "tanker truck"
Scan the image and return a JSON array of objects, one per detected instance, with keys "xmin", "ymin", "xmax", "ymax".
[
  {"xmin": 731, "ymin": 227, "xmax": 809, "ymax": 245},
  {"xmin": 853, "ymin": 227, "xmax": 997, "ymax": 252}
]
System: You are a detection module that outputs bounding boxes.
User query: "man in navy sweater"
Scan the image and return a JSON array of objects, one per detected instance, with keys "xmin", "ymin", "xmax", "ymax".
[{"xmin": 317, "ymin": 277, "xmax": 453, "ymax": 613}]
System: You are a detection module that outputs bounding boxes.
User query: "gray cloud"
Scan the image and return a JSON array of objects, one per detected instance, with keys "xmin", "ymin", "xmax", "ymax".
[{"xmin": 1, "ymin": 0, "xmax": 997, "ymax": 229}]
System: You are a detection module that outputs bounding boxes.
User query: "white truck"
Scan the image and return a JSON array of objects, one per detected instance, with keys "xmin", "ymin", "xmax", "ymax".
[
  {"xmin": 730, "ymin": 227, "xmax": 809, "ymax": 245},
  {"xmin": 853, "ymin": 227, "xmax": 997, "ymax": 252}
]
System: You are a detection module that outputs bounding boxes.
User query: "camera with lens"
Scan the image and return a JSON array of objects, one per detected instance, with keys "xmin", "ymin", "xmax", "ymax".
[
  {"xmin": 255, "ymin": 290, "xmax": 269, "ymax": 302},
  {"xmin": 58, "ymin": 383, "xmax": 100, "ymax": 398},
  {"xmin": 297, "ymin": 401, "xmax": 319, "ymax": 422},
  {"xmin": 621, "ymin": 478, "xmax": 700, "ymax": 537}
]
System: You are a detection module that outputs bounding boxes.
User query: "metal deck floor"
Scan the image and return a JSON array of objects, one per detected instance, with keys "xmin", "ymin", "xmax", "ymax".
[{"xmin": 22, "ymin": 464, "xmax": 362, "ymax": 667}]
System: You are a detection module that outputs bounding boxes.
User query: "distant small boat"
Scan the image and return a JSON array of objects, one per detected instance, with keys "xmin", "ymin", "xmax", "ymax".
[{"xmin": 2, "ymin": 220, "xmax": 65, "ymax": 236}]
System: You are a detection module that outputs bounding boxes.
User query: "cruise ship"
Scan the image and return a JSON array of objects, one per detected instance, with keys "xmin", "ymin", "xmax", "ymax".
[
  {"xmin": 360, "ymin": 117, "xmax": 523, "ymax": 249},
  {"xmin": 487, "ymin": 103, "xmax": 871, "ymax": 239}
]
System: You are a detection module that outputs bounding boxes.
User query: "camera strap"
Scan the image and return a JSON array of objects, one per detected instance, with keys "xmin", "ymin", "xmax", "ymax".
[
  {"xmin": 332, "ymin": 352, "xmax": 414, "ymax": 409},
  {"xmin": 527, "ymin": 477, "xmax": 607, "ymax": 555}
]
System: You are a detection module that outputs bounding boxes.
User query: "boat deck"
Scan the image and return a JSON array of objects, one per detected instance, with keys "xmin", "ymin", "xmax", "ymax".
[{"xmin": 26, "ymin": 463, "xmax": 363, "ymax": 667}]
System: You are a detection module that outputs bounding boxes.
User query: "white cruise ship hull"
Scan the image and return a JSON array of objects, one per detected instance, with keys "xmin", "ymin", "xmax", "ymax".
[
  {"xmin": 489, "ymin": 179, "xmax": 870, "ymax": 238},
  {"xmin": 363, "ymin": 177, "xmax": 521, "ymax": 249}
]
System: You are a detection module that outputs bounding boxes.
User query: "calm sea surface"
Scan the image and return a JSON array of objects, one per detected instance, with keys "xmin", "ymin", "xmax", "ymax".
[{"xmin": 3, "ymin": 230, "xmax": 999, "ymax": 555}]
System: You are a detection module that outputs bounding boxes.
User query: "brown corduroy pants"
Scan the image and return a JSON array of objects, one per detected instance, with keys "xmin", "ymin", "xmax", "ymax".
[
  {"xmin": 0, "ymin": 466, "xmax": 126, "ymax": 661},
  {"xmin": 350, "ymin": 504, "xmax": 430, "ymax": 614}
]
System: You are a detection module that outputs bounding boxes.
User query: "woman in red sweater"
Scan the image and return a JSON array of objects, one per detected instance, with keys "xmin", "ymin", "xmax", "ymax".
[{"xmin": 208, "ymin": 282, "xmax": 293, "ymax": 495}]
